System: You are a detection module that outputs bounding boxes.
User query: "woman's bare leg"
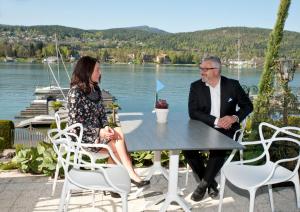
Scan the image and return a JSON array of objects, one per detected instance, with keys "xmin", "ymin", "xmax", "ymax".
[{"xmin": 109, "ymin": 127, "xmax": 142, "ymax": 182}]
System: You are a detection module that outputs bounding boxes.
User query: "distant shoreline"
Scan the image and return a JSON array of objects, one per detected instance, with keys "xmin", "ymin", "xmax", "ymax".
[{"xmin": 0, "ymin": 60, "xmax": 266, "ymax": 68}]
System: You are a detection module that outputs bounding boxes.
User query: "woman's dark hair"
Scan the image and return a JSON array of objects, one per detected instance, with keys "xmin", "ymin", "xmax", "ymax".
[{"xmin": 70, "ymin": 56, "xmax": 99, "ymax": 94}]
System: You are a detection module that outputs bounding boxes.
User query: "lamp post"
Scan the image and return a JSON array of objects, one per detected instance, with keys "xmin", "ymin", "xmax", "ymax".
[
  {"xmin": 241, "ymin": 85, "xmax": 258, "ymax": 98},
  {"xmin": 275, "ymin": 58, "xmax": 296, "ymax": 125}
]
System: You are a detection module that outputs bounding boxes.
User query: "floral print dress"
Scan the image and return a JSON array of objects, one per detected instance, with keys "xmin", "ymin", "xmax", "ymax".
[{"xmin": 67, "ymin": 85, "xmax": 109, "ymax": 144}]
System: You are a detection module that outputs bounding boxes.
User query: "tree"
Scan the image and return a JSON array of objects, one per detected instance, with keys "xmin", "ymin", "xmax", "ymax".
[
  {"xmin": 251, "ymin": 0, "xmax": 291, "ymax": 133},
  {"xmin": 102, "ymin": 49, "xmax": 109, "ymax": 62}
]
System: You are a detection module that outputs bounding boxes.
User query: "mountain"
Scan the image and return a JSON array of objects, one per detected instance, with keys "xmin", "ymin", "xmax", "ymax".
[
  {"xmin": 124, "ymin": 25, "xmax": 170, "ymax": 34},
  {"xmin": 1, "ymin": 24, "xmax": 300, "ymax": 61}
]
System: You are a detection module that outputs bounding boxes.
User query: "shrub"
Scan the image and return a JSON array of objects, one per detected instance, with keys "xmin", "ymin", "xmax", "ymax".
[
  {"xmin": 12, "ymin": 141, "xmax": 58, "ymax": 176},
  {"xmin": 0, "ymin": 161, "xmax": 18, "ymax": 170},
  {"xmin": 0, "ymin": 120, "xmax": 14, "ymax": 151},
  {"xmin": 51, "ymin": 101, "xmax": 63, "ymax": 112},
  {"xmin": 50, "ymin": 121, "xmax": 67, "ymax": 130}
]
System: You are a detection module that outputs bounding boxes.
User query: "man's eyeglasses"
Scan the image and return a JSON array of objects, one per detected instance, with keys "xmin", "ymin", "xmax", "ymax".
[{"xmin": 199, "ymin": 67, "xmax": 218, "ymax": 71}]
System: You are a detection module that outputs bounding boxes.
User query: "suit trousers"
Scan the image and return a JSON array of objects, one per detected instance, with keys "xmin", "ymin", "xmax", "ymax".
[{"xmin": 183, "ymin": 128, "xmax": 235, "ymax": 186}]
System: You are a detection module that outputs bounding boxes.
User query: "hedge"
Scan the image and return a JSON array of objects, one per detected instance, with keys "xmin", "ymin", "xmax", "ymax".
[{"xmin": 0, "ymin": 120, "xmax": 15, "ymax": 151}]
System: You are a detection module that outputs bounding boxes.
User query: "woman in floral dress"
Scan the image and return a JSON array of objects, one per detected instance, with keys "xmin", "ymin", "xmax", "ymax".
[{"xmin": 68, "ymin": 56, "xmax": 149, "ymax": 190}]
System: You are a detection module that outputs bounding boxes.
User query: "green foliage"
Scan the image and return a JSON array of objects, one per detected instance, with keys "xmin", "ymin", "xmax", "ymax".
[
  {"xmin": 51, "ymin": 101, "xmax": 63, "ymax": 112},
  {"xmin": 130, "ymin": 151, "xmax": 153, "ymax": 167},
  {"xmin": 130, "ymin": 151, "xmax": 191, "ymax": 168},
  {"xmin": 50, "ymin": 121, "xmax": 67, "ymax": 130},
  {"xmin": 0, "ymin": 161, "xmax": 18, "ymax": 170},
  {"xmin": 0, "ymin": 120, "xmax": 14, "ymax": 151},
  {"xmin": 15, "ymin": 144, "xmax": 25, "ymax": 154},
  {"xmin": 107, "ymin": 103, "xmax": 121, "ymax": 128},
  {"xmin": 12, "ymin": 141, "xmax": 58, "ymax": 176},
  {"xmin": 252, "ymin": 0, "xmax": 291, "ymax": 129}
]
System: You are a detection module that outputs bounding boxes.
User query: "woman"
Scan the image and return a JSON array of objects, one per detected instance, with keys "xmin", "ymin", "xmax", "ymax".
[{"xmin": 67, "ymin": 56, "xmax": 150, "ymax": 193}]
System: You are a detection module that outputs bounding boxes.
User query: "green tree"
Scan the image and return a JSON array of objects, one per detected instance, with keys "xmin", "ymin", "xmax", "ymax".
[
  {"xmin": 251, "ymin": 0, "xmax": 291, "ymax": 134},
  {"xmin": 42, "ymin": 44, "xmax": 56, "ymax": 57}
]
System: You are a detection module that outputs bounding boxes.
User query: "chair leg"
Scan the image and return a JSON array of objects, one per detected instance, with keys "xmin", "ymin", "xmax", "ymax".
[
  {"xmin": 249, "ymin": 188, "xmax": 257, "ymax": 212},
  {"xmin": 121, "ymin": 193, "xmax": 128, "ymax": 212},
  {"xmin": 92, "ymin": 190, "xmax": 95, "ymax": 208},
  {"xmin": 218, "ymin": 172, "xmax": 226, "ymax": 212},
  {"xmin": 52, "ymin": 162, "xmax": 60, "ymax": 196},
  {"xmin": 291, "ymin": 174, "xmax": 300, "ymax": 208},
  {"xmin": 268, "ymin": 185, "xmax": 274, "ymax": 212},
  {"xmin": 185, "ymin": 164, "xmax": 190, "ymax": 186},
  {"xmin": 58, "ymin": 181, "xmax": 68, "ymax": 212},
  {"xmin": 65, "ymin": 190, "xmax": 71, "ymax": 211}
]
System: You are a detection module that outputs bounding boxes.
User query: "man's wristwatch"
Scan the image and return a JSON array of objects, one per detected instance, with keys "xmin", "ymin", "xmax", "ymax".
[{"xmin": 232, "ymin": 115, "xmax": 239, "ymax": 123}]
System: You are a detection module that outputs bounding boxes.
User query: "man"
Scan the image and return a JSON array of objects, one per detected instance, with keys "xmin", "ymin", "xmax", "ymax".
[{"xmin": 183, "ymin": 56, "xmax": 253, "ymax": 201}]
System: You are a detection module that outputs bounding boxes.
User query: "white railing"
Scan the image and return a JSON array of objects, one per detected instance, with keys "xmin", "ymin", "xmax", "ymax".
[{"xmin": 12, "ymin": 128, "xmax": 48, "ymax": 146}]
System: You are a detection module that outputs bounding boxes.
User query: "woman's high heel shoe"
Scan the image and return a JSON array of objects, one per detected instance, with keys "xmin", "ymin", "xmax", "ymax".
[{"xmin": 130, "ymin": 179, "xmax": 150, "ymax": 188}]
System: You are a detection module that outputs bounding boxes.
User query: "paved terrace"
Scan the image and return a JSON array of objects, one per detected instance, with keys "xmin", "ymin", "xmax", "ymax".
[{"xmin": 0, "ymin": 168, "xmax": 298, "ymax": 212}]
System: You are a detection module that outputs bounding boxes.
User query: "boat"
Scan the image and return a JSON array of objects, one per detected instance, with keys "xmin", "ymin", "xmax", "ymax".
[
  {"xmin": 36, "ymin": 33, "xmax": 70, "ymax": 100},
  {"xmin": 15, "ymin": 34, "xmax": 116, "ymax": 127}
]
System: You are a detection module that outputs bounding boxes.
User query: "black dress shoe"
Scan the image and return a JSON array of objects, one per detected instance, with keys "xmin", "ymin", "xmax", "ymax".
[
  {"xmin": 110, "ymin": 191, "xmax": 121, "ymax": 198},
  {"xmin": 208, "ymin": 186, "xmax": 219, "ymax": 198},
  {"xmin": 191, "ymin": 180, "xmax": 208, "ymax": 202},
  {"xmin": 130, "ymin": 179, "xmax": 150, "ymax": 188},
  {"xmin": 208, "ymin": 180, "xmax": 219, "ymax": 198}
]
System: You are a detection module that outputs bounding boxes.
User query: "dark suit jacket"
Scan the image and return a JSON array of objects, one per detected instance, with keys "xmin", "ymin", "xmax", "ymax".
[{"xmin": 188, "ymin": 76, "xmax": 253, "ymax": 137}]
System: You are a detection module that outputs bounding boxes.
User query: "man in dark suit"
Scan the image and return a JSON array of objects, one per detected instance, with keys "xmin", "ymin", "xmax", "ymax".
[{"xmin": 183, "ymin": 56, "xmax": 253, "ymax": 201}]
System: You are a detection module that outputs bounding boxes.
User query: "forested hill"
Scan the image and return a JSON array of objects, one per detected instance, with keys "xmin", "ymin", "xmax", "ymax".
[{"xmin": 1, "ymin": 24, "xmax": 300, "ymax": 61}]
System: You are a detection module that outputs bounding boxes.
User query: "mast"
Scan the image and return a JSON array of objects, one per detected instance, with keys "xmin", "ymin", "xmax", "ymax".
[
  {"xmin": 55, "ymin": 33, "xmax": 60, "ymax": 84},
  {"xmin": 237, "ymin": 33, "xmax": 241, "ymax": 80}
]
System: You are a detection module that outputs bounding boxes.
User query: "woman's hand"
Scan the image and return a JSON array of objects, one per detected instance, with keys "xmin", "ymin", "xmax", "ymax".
[{"xmin": 100, "ymin": 126, "xmax": 115, "ymax": 140}]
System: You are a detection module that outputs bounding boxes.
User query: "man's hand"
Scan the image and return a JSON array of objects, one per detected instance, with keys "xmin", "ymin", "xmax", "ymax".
[{"xmin": 217, "ymin": 115, "xmax": 237, "ymax": 129}]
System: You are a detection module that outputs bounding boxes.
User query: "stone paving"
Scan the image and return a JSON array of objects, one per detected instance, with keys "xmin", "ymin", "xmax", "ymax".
[{"xmin": 0, "ymin": 169, "xmax": 299, "ymax": 212}]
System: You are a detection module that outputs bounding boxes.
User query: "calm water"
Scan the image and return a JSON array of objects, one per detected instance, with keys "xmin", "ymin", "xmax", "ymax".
[{"xmin": 0, "ymin": 63, "xmax": 299, "ymax": 120}]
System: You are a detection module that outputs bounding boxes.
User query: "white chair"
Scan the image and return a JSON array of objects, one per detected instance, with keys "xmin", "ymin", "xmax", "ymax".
[
  {"xmin": 218, "ymin": 123, "xmax": 300, "ymax": 212},
  {"xmin": 51, "ymin": 111, "xmax": 109, "ymax": 196},
  {"xmin": 48, "ymin": 127, "xmax": 131, "ymax": 212}
]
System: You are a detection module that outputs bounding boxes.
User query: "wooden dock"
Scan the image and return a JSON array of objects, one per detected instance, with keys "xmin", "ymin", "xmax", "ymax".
[{"xmin": 15, "ymin": 89, "xmax": 115, "ymax": 120}]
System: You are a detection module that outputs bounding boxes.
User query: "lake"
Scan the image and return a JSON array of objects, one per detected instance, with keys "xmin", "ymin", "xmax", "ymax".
[{"xmin": 0, "ymin": 63, "xmax": 299, "ymax": 121}]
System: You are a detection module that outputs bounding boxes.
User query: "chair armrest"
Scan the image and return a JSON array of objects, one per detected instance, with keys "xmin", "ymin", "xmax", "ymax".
[
  {"xmin": 227, "ymin": 140, "xmax": 270, "ymax": 165},
  {"xmin": 79, "ymin": 143, "xmax": 122, "ymax": 166}
]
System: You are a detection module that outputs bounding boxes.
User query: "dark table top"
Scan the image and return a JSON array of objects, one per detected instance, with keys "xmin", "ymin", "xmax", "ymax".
[{"xmin": 119, "ymin": 112, "xmax": 244, "ymax": 152}]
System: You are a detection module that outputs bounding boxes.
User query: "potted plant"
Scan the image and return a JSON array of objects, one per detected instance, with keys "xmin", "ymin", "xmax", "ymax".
[
  {"xmin": 155, "ymin": 99, "xmax": 169, "ymax": 123},
  {"xmin": 51, "ymin": 101, "xmax": 63, "ymax": 112},
  {"xmin": 107, "ymin": 102, "xmax": 121, "ymax": 127}
]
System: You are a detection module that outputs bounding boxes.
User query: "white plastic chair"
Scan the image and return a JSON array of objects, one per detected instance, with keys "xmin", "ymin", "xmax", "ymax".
[
  {"xmin": 218, "ymin": 123, "xmax": 300, "ymax": 212},
  {"xmin": 48, "ymin": 127, "xmax": 131, "ymax": 212},
  {"xmin": 51, "ymin": 111, "xmax": 109, "ymax": 196}
]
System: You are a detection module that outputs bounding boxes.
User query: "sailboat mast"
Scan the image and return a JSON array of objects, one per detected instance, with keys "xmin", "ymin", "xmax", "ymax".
[
  {"xmin": 55, "ymin": 34, "xmax": 60, "ymax": 83},
  {"xmin": 237, "ymin": 34, "xmax": 241, "ymax": 80}
]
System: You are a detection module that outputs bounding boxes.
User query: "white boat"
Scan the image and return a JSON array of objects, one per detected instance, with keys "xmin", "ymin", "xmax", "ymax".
[
  {"xmin": 35, "ymin": 86, "xmax": 69, "ymax": 95},
  {"xmin": 16, "ymin": 115, "xmax": 56, "ymax": 128}
]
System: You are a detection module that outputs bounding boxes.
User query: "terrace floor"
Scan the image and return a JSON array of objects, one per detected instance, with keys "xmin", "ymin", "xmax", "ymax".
[{"xmin": 0, "ymin": 168, "xmax": 299, "ymax": 212}]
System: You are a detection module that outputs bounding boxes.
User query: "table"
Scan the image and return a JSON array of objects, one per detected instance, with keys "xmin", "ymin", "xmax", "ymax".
[{"xmin": 120, "ymin": 112, "xmax": 244, "ymax": 212}]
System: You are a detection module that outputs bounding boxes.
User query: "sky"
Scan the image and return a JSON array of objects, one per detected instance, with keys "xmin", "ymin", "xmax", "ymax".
[{"xmin": 0, "ymin": 0, "xmax": 299, "ymax": 33}]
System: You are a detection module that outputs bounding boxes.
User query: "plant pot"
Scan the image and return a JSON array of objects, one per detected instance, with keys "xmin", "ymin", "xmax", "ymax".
[{"xmin": 155, "ymin": 108, "xmax": 169, "ymax": 123}]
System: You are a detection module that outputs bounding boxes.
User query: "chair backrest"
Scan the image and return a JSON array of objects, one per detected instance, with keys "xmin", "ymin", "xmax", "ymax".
[
  {"xmin": 54, "ymin": 110, "xmax": 69, "ymax": 130},
  {"xmin": 233, "ymin": 117, "xmax": 248, "ymax": 141},
  {"xmin": 258, "ymin": 122, "xmax": 300, "ymax": 161},
  {"xmin": 258, "ymin": 123, "xmax": 300, "ymax": 177},
  {"xmin": 48, "ymin": 127, "xmax": 128, "ymax": 192},
  {"xmin": 233, "ymin": 117, "xmax": 248, "ymax": 161}
]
